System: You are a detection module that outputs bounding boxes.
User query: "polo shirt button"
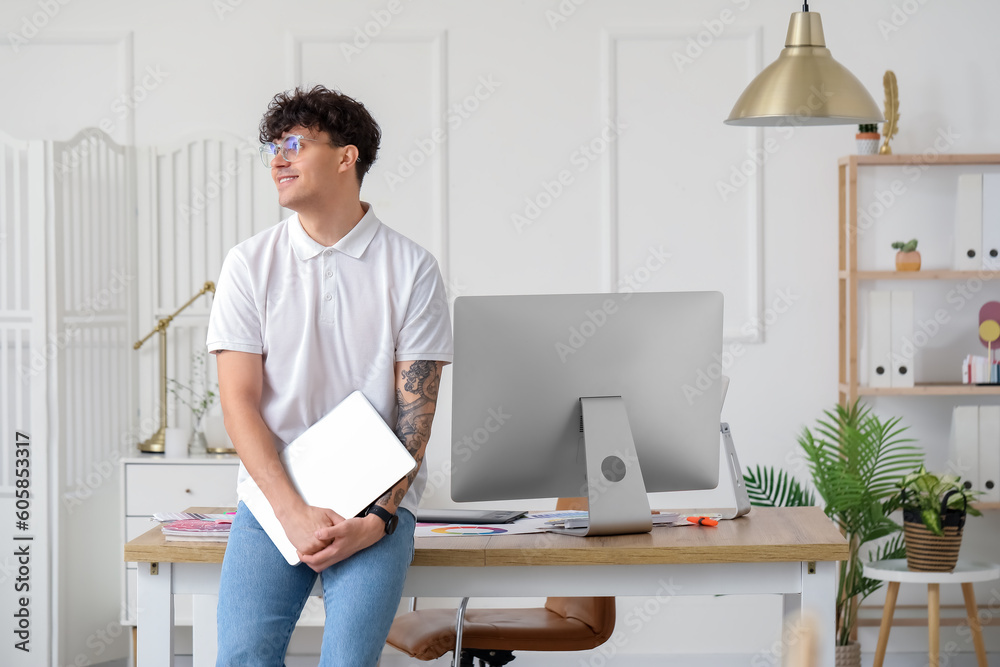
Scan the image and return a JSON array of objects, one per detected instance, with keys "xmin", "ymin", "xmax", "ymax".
[
  {"xmin": 324, "ymin": 293, "xmax": 333, "ymax": 301},
  {"xmin": 325, "ymin": 250, "xmax": 333, "ymax": 256},
  {"xmin": 326, "ymin": 271, "xmax": 333, "ymax": 277}
]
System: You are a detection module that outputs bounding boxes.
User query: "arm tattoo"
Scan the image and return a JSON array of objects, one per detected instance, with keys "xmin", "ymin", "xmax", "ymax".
[
  {"xmin": 394, "ymin": 360, "xmax": 440, "ymax": 455},
  {"xmin": 401, "ymin": 360, "xmax": 440, "ymax": 403},
  {"xmin": 376, "ymin": 361, "xmax": 441, "ymax": 512}
]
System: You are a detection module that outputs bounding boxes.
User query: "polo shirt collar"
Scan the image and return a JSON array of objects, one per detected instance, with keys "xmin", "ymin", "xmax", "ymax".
[{"xmin": 288, "ymin": 202, "xmax": 381, "ymax": 261}]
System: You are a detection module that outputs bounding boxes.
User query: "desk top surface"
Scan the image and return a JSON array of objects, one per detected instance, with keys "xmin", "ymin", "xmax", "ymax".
[{"xmin": 124, "ymin": 506, "xmax": 848, "ymax": 566}]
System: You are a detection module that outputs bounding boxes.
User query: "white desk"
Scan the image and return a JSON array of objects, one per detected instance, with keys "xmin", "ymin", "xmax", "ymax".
[{"xmin": 124, "ymin": 506, "xmax": 848, "ymax": 667}]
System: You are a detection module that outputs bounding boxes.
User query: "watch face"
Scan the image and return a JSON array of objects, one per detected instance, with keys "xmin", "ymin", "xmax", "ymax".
[{"xmin": 385, "ymin": 513, "xmax": 398, "ymax": 535}]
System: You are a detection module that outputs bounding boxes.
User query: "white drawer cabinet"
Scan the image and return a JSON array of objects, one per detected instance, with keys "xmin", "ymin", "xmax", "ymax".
[
  {"xmin": 125, "ymin": 462, "xmax": 240, "ymax": 515},
  {"xmin": 120, "ymin": 454, "xmax": 240, "ymax": 626}
]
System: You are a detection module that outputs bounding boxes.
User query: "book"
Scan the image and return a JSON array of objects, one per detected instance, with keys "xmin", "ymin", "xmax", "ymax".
[
  {"xmin": 237, "ymin": 390, "xmax": 417, "ymax": 566},
  {"xmin": 962, "ymin": 354, "xmax": 1000, "ymax": 384},
  {"xmin": 153, "ymin": 512, "xmax": 234, "ymax": 523},
  {"xmin": 163, "ymin": 534, "xmax": 229, "ymax": 543},
  {"xmin": 161, "ymin": 519, "xmax": 231, "ymax": 542}
]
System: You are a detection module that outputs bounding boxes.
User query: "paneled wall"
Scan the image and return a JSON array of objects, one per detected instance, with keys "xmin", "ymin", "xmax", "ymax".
[{"xmin": 2, "ymin": 0, "xmax": 1000, "ymax": 663}]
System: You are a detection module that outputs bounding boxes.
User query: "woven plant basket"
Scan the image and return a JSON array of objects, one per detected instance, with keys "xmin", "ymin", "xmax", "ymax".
[
  {"xmin": 902, "ymin": 489, "xmax": 967, "ymax": 572},
  {"xmin": 904, "ymin": 520, "xmax": 963, "ymax": 572}
]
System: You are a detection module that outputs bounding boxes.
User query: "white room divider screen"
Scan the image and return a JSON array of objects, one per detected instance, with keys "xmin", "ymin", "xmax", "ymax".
[
  {"xmin": 49, "ymin": 129, "xmax": 136, "ymax": 490},
  {"xmin": 0, "ymin": 127, "xmax": 272, "ymax": 665},
  {"xmin": 136, "ymin": 132, "xmax": 274, "ymax": 437}
]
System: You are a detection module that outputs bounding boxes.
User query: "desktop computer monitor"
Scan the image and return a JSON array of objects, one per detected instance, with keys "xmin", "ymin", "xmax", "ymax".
[{"xmin": 450, "ymin": 291, "xmax": 724, "ymax": 536}]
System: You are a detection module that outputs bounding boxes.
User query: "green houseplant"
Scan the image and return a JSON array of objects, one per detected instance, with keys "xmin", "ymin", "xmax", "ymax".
[
  {"xmin": 856, "ymin": 123, "xmax": 880, "ymax": 155},
  {"xmin": 891, "ymin": 239, "xmax": 920, "ymax": 271},
  {"xmin": 798, "ymin": 400, "xmax": 924, "ymax": 650},
  {"xmin": 886, "ymin": 465, "xmax": 982, "ymax": 571}
]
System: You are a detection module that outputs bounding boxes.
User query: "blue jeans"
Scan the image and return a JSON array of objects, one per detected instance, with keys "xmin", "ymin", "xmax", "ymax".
[{"xmin": 216, "ymin": 501, "xmax": 416, "ymax": 667}]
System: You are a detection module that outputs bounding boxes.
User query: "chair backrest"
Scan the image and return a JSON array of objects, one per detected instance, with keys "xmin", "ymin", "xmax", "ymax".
[
  {"xmin": 545, "ymin": 497, "xmax": 616, "ymax": 647},
  {"xmin": 555, "ymin": 497, "xmax": 587, "ymax": 511}
]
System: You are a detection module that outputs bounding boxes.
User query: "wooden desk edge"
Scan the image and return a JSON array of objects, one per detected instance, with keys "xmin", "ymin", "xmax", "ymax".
[{"xmin": 125, "ymin": 506, "xmax": 848, "ymax": 567}]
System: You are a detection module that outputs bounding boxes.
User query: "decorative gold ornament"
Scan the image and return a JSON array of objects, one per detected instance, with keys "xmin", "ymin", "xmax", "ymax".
[
  {"xmin": 879, "ymin": 70, "xmax": 900, "ymax": 155},
  {"xmin": 133, "ymin": 282, "xmax": 216, "ymax": 453}
]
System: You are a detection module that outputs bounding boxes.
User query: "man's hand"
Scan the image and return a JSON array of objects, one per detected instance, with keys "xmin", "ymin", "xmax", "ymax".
[
  {"xmin": 280, "ymin": 505, "xmax": 344, "ymax": 556},
  {"xmin": 297, "ymin": 514, "xmax": 385, "ymax": 572}
]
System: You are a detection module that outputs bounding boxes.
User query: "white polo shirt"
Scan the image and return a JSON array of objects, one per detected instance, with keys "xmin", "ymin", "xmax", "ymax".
[{"xmin": 206, "ymin": 202, "xmax": 453, "ymax": 516}]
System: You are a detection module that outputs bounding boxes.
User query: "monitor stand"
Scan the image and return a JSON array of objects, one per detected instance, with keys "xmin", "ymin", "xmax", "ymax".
[
  {"xmin": 557, "ymin": 396, "xmax": 654, "ymax": 536},
  {"xmin": 550, "ymin": 397, "xmax": 751, "ymax": 537},
  {"xmin": 715, "ymin": 422, "xmax": 752, "ymax": 520}
]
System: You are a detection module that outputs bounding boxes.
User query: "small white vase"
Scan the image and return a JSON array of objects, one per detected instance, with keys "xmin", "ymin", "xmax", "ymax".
[
  {"xmin": 202, "ymin": 402, "xmax": 235, "ymax": 452},
  {"xmin": 188, "ymin": 429, "xmax": 208, "ymax": 455}
]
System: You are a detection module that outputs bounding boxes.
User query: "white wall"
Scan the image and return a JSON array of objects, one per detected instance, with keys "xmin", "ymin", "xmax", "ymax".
[{"xmin": 2, "ymin": 0, "xmax": 1000, "ymax": 663}]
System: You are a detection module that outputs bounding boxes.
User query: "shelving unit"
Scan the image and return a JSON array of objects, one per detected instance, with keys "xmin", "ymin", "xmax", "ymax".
[
  {"xmin": 838, "ymin": 383, "xmax": 1000, "ymax": 397},
  {"xmin": 838, "ymin": 270, "xmax": 1000, "ymax": 280},
  {"xmin": 837, "ymin": 155, "xmax": 1000, "ymax": 482},
  {"xmin": 837, "ymin": 153, "xmax": 1000, "ymax": 405},
  {"xmin": 840, "ymin": 154, "xmax": 1000, "ymax": 626}
]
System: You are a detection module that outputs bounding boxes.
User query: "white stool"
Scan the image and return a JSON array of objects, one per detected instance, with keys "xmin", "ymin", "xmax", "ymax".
[{"xmin": 863, "ymin": 559, "xmax": 999, "ymax": 667}]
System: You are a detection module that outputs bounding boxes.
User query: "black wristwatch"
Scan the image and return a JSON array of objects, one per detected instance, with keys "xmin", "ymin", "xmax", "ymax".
[{"xmin": 365, "ymin": 504, "xmax": 398, "ymax": 535}]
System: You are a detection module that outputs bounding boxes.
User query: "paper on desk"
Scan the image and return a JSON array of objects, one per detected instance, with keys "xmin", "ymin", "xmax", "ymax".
[
  {"xmin": 413, "ymin": 511, "xmax": 582, "ymax": 537},
  {"xmin": 537, "ymin": 512, "xmax": 724, "ymax": 532},
  {"xmin": 412, "ymin": 511, "xmax": 721, "ymax": 537}
]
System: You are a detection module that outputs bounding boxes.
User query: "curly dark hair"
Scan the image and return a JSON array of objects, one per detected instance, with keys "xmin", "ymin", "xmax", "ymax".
[{"xmin": 259, "ymin": 85, "xmax": 381, "ymax": 185}]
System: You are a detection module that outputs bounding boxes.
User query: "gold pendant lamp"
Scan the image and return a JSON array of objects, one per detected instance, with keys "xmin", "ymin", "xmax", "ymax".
[{"xmin": 725, "ymin": 3, "xmax": 883, "ymax": 126}]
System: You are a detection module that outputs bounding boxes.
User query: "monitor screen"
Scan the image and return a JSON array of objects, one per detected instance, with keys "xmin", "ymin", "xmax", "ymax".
[{"xmin": 451, "ymin": 291, "xmax": 723, "ymax": 508}]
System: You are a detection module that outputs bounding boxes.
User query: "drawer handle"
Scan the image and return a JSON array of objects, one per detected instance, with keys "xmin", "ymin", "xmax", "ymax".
[{"xmin": 185, "ymin": 489, "xmax": 191, "ymax": 494}]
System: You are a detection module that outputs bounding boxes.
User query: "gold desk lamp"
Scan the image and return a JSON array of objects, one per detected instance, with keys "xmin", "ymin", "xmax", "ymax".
[{"xmin": 133, "ymin": 281, "xmax": 216, "ymax": 453}]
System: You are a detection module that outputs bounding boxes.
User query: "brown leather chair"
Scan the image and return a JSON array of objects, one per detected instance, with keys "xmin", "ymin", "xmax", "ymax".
[{"xmin": 386, "ymin": 498, "xmax": 616, "ymax": 667}]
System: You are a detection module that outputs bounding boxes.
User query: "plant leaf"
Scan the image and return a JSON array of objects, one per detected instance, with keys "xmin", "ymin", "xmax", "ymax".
[{"xmin": 744, "ymin": 464, "xmax": 816, "ymax": 507}]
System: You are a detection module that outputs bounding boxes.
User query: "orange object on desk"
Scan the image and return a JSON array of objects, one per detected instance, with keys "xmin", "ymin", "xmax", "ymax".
[{"xmin": 687, "ymin": 516, "xmax": 718, "ymax": 526}]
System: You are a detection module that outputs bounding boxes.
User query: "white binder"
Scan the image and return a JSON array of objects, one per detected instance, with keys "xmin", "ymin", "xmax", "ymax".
[
  {"xmin": 237, "ymin": 390, "xmax": 417, "ymax": 566},
  {"xmin": 949, "ymin": 405, "xmax": 979, "ymax": 492},
  {"xmin": 889, "ymin": 290, "xmax": 914, "ymax": 388},
  {"xmin": 954, "ymin": 173, "xmax": 983, "ymax": 270},
  {"xmin": 983, "ymin": 174, "xmax": 1000, "ymax": 270},
  {"xmin": 868, "ymin": 291, "xmax": 892, "ymax": 388},
  {"xmin": 979, "ymin": 405, "xmax": 1000, "ymax": 503}
]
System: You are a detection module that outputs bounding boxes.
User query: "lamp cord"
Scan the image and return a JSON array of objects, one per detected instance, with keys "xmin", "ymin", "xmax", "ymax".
[{"xmin": 802, "ymin": 2, "xmax": 809, "ymax": 10}]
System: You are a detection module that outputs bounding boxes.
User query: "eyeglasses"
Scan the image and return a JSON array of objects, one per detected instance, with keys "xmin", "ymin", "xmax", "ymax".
[{"xmin": 258, "ymin": 135, "xmax": 326, "ymax": 168}]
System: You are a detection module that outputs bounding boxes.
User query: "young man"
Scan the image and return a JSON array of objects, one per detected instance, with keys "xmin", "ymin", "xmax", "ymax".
[{"xmin": 206, "ymin": 85, "xmax": 453, "ymax": 666}]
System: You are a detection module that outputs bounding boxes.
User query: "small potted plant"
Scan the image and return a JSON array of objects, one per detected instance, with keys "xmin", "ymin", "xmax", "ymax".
[
  {"xmin": 856, "ymin": 123, "xmax": 880, "ymax": 155},
  {"xmin": 892, "ymin": 239, "xmax": 920, "ymax": 271},
  {"xmin": 167, "ymin": 350, "xmax": 219, "ymax": 454},
  {"xmin": 886, "ymin": 465, "xmax": 983, "ymax": 572}
]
